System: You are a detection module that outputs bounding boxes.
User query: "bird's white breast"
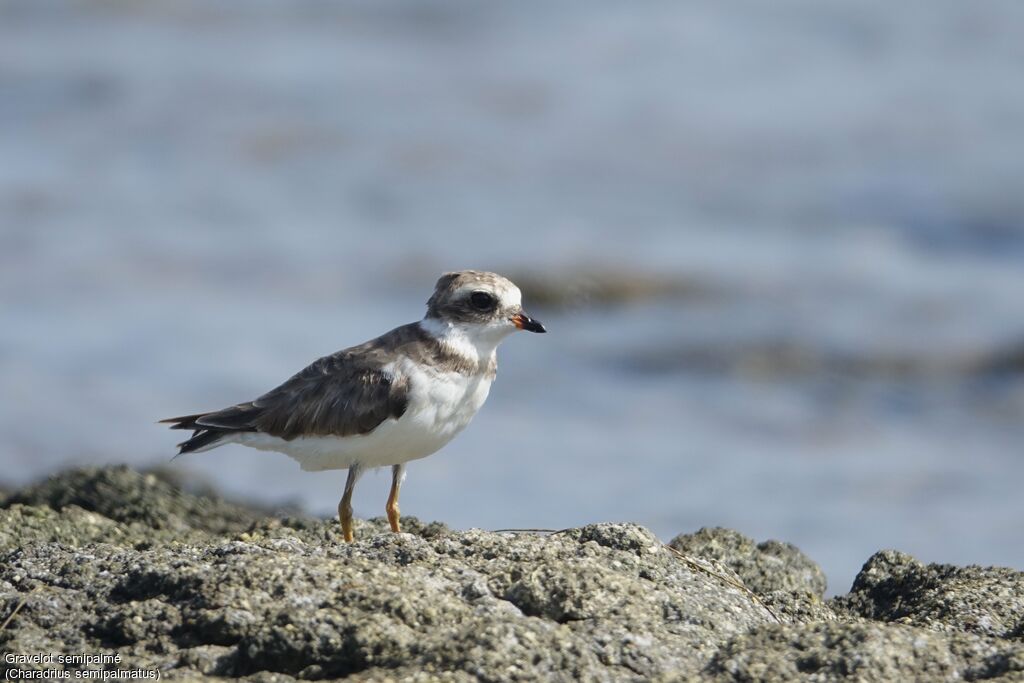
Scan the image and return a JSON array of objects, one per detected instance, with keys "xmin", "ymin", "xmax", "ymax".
[{"xmin": 234, "ymin": 358, "xmax": 494, "ymax": 471}]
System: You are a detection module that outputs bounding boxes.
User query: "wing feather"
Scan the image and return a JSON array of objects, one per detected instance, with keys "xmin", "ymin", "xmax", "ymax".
[
  {"xmin": 198, "ymin": 354, "xmax": 409, "ymax": 441},
  {"xmin": 163, "ymin": 322, "xmax": 442, "ymax": 453}
]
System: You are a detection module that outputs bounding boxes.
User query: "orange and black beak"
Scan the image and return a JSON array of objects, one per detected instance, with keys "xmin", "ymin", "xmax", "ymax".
[{"xmin": 511, "ymin": 311, "xmax": 546, "ymax": 333}]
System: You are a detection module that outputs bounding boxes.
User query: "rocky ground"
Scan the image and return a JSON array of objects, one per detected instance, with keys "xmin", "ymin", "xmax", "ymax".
[{"xmin": 1, "ymin": 467, "xmax": 1022, "ymax": 681}]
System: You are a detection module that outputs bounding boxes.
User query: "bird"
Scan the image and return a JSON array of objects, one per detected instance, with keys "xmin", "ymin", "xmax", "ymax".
[{"xmin": 161, "ymin": 270, "xmax": 546, "ymax": 542}]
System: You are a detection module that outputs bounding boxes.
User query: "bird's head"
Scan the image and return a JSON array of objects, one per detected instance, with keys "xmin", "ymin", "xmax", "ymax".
[{"xmin": 425, "ymin": 270, "xmax": 546, "ymax": 343}]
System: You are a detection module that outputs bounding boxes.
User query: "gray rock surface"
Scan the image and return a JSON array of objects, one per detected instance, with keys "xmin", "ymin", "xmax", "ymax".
[
  {"xmin": 832, "ymin": 549, "xmax": 1024, "ymax": 639},
  {"xmin": 669, "ymin": 526, "xmax": 837, "ymax": 625},
  {"xmin": 2, "ymin": 466, "xmax": 1023, "ymax": 681},
  {"xmin": 670, "ymin": 526, "xmax": 827, "ymax": 597},
  {"xmin": 702, "ymin": 621, "xmax": 1024, "ymax": 682}
]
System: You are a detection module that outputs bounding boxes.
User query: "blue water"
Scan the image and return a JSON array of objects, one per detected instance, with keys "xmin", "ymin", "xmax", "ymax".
[{"xmin": 2, "ymin": 0, "xmax": 1023, "ymax": 593}]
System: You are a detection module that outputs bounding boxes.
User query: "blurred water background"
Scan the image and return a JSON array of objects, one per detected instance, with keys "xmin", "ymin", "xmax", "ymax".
[{"xmin": 2, "ymin": 0, "xmax": 1023, "ymax": 593}]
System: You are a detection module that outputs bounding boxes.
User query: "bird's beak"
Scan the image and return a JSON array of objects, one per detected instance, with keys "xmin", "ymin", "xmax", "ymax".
[{"xmin": 511, "ymin": 311, "xmax": 546, "ymax": 333}]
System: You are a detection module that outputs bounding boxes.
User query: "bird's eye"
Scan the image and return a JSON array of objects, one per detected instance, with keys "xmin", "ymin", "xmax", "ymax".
[{"xmin": 470, "ymin": 291, "xmax": 496, "ymax": 311}]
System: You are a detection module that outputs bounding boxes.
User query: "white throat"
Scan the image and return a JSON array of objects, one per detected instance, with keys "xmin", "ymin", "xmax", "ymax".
[{"xmin": 420, "ymin": 316, "xmax": 513, "ymax": 364}]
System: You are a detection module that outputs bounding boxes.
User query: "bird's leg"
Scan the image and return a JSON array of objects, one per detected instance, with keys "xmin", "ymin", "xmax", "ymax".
[
  {"xmin": 386, "ymin": 464, "xmax": 405, "ymax": 533},
  {"xmin": 338, "ymin": 464, "xmax": 363, "ymax": 542}
]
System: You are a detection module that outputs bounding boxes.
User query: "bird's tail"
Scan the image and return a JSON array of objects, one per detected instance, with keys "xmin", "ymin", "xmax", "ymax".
[{"xmin": 159, "ymin": 413, "xmax": 234, "ymax": 456}]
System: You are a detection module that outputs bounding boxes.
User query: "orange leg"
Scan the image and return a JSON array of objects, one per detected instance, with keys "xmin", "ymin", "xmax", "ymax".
[
  {"xmin": 338, "ymin": 464, "xmax": 363, "ymax": 542},
  {"xmin": 386, "ymin": 464, "xmax": 405, "ymax": 533}
]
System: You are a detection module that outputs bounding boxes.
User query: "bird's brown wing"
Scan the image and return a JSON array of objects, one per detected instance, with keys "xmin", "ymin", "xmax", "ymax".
[{"xmin": 161, "ymin": 329, "xmax": 417, "ymax": 453}]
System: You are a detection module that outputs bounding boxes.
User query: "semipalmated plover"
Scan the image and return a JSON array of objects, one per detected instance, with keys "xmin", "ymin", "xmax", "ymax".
[{"xmin": 162, "ymin": 270, "xmax": 546, "ymax": 541}]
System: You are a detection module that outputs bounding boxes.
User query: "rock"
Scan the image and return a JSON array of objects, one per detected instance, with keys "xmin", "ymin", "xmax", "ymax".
[
  {"xmin": 669, "ymin": 527, "xmax": 837, "ymax": 624},
  {"xmin": 974, "ymin": 341, "xmax": 1024, "ymax": 376},
  {"xmin": 0, "ymin": 503, "xmax": 125, "ymax": 548},
  {"xmin": 831, "ymin": 550, "xmax": 1024, "ymax": 639},
  {"xmin": 3, "ymin": 465, "xmax": 266, "ymax": 535},
  {"xmin": 617, "ymin": 339, "xmax": 1024, "ymax": 381},
  {"xmin": 669, "ymin": 527, "xmax": 827, "ymax": 597},
  {"xmin": 1, "ymin": 468, "xmax": 775, "ymax": 680},
  {"xmin": 701, "ymin": 621, "xmax": 1024, "ymax": 682},
  {"xmin": 508, "ymin": 268, "xmax": 710, "ymax": 310},
  {"xmin": 2, "ymin": 466, "xmax": 1022, "ymax": 682}
]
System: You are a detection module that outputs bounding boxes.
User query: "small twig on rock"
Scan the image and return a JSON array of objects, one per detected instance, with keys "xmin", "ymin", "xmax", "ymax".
[
  {"xmin": 1, "ymin": 586, "xmax": 37, "ymax": 632},
  {"xmin": 664, "ymin": 545, "xmax": 782, "ymax": 624},
  {"xmin": 491, "ymin": 528, "xmax": 573, "ymax": 535}
]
